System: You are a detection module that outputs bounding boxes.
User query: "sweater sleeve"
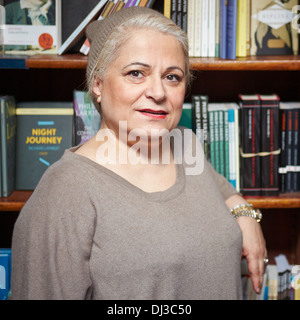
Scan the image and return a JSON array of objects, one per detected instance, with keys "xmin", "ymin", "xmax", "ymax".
[
  {"xmin": 206, "ymin": 160, "xmax": 239, "ymax": 200},
  {"xmin": 11, "ymin": 160, "xmax": 96, "ymax": 300}
]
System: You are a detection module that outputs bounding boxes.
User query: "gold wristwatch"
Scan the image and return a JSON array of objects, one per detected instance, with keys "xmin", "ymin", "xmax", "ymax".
[{"xmin": 230, "ymin": 204, "xmax": 262, "ymax": 223}]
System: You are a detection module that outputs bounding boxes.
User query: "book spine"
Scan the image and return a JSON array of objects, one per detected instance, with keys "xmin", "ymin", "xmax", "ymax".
[
  {"xmin": 292, "ymin": 109, "xmax": 300, "ymax": 191},
  {"xmin": 164, "ymin": 0, "xmax": 171, "ymax": 18},
  {"xmin": 219, "ymin": 0, "xmax": 227, "ymax": 59},
  {"xmin": 208, "ymin": 110, "xmax": 216, "ymax": 170},
  {"xmin": 279, "ymin": 109, "xmax": 286, "ymax": 193},
  {"xmin": 218, "ymin": 109, "xmax": 225, "ymax": 176},
  {"xmin": 170, "ymin": 0, "xmax": 177, "ymax": 24},
  {"xmin": 228, "ymin": 108, "xmax": 236, "ymax": 188},
  {"xmin": 285, "ymin": 110, "xmax": 293, "ymax": 192},
  {"xmin": 192, "ymin": 95, "xmax": 202, "ymax": 144},
  {"xmin": 227, "ymin": 0, "xmax": 237, "ymax": 60},
  {"xmin": 236, "ymin": 0, "xmax": 247, "ymax": 57},
  {"xmin": 177, "ymin": 0, "xmax": 183, "ymax": 29},
  {"xmin": 260, "ymin": 95, "xmax": 280, "ymax": 196},
  {"xmin": 239, "ymin": 95, "xmax": 261, "ymax": 196},
  {"xmin": 208, "ymin": 0, "xmax": 216, "ymax": 58},
  {"xmin": 201, "ymin": 0, "xmax": 209, "ymax": 57},
  {"xmin": 215, "ymin": 0, "xmax": 220, "ymax": 57},
  {"xmin": 214, "ymin": 110, "xmax": 220, "ymax": 174},
  {"xmin": 224, "ymin": 109, "xmax": 230, "ymax": 181},
  {"xmin": 200, "ymin": 95, "xmax": 210, "ymax": 160},
  {"xmin": 234, "ymin": 107, "xmax": 240, "ymax": 192},
  {"xmin": 182, "ymin": 0, "xmax": 188, "ymax": 33},
  {"xmin": 193, "ymin": 0, "xmax": 202, "ymax": 57},
  {"xmin": 187, "ymin": 0, "xmax": 195, "ymax": 57},
  {"xmin": 124, "ymin": 0, "xmax": 137, "ymax": 7}
]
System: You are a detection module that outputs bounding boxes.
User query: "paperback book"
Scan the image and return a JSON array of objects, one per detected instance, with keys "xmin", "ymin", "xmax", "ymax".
[
  {"xmin": 0, "ymin": 96, "xmax": 16, "ymax": 197},
  {"xmin": 73, "ymin": 90, "xmax": 101, "ymax": 146},
  {"xmin": 3, "ymin": 0, "xmax": 62, "ymax": 55},
  {"xmin": 15, "ymin": 101, "xmax": 74, "ymax": 190}
]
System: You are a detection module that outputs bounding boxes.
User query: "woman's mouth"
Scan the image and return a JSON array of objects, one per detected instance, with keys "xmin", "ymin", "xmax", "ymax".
[{"xmin": 138, "ymin": 109, "xmax": 168, "ymax": 119}]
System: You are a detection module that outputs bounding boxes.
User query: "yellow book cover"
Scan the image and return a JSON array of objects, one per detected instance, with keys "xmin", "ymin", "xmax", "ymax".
[
  {"xmin": 251, "ymin": 0, "xmax": 298, "ymax": 56},
  {"xmin": 236, "ymin": 0, "xmax": 247, "ymax": 57},
  {"xmin": 164, "ymin": 0, "xmax": 171, "ymax": 18}
]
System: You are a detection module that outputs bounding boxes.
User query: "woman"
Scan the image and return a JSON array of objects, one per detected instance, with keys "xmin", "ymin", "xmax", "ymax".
[{"xmin": 11, "ymin": 7, "xmax": 267, "ymax": 300}]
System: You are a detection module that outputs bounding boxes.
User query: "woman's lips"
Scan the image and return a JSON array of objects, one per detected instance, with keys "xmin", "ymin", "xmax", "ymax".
[{"xmin": 138, "ymin": 109, "xmax": 168, "ymax": 119}]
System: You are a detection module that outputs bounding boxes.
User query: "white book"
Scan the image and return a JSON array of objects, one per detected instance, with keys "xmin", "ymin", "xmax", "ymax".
[
  {"xmin": 193, "ymin": 0, "xmax": 202, "ymax": 57},
  {"xmin": 201, "ymin": 0, "xmax": 209, "ymax": 57},
  {"xmin": 58, "ymin": 0, "xmax": 108, "ymax": 55},
  {"xmin": 187, "ymin": 0, "xmax": 195, "ymax": 57},
  {"xmin": 208, "ymin": 0, "xmax": 216, "ymax": 57}
]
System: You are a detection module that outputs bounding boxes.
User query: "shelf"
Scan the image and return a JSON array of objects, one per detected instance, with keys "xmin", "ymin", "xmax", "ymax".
[
  {"xmin": 0, "ymin": 191, "xmax": 300, "ymax": 212},
  {"xmin": 2, "ymin": 54, "xmax": 300, "ymax": 70}
]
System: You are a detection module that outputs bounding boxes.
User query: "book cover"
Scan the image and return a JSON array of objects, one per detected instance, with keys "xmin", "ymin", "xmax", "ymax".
[
  {"xmin": 223, "ymin": 108, "xmax": 229, "ymax": 181},
  {"xmin": 215, "ymin": 0, "xmax": 220, "ymax": 57},
  {"xmin": 236, "ymin": 0, "xmax": 247, "ymax": 57},
  {"xmin": 292, "ymin": 108, "xmax": 300, "ymax": 191},
  {"xmin": 170, "ymin": 0, "xmax": 177, "ymax": 24},
  {"xmin": 58, "ymin": 0, "xmax": 108, "ymax": 55},
  {"xmin": 227, "ymin": 0, "xmax": 237, "ymax": 60},
  {"xmin": 15, "ymin": 102, "xmax": 74, "ymax": 190},
  {"xmin": 251, "ymin": 0, "xmax": 299, "ymax": 56},
  {"xmin": 218, "ymin": 108, "xmax": 225, "ymax": 176},
  {"xmin": 259, "ymin": 94, "xmax": 280, "ymax": 196},
  {"xmin": 279, "ymin": 107, "xmax": 287, "ymax": 192},
  {"xmin": 3, "ymin": 0, "xmax": 61, "ymax": 55},
  {"xmin": 181, "ymin": 0, "xmax": 187, "ymax": 33},
  {"xmin": 73, "ymin": 90, "xmax": 101, "ymax": 146},
  {"xmin": 176, "ymin": 0, "xmax": 183, "ymax": 29},
  {"xmin": 0, "ymin": 249, "xmax": 11, "ymax": 300},
  {"xmin": 208, "ymin": 107, "xmax": 216, "ymax": 170},
  {"xmin": 0, "ymin": 96, "xmax": 16, "ymax": 197},
  {"xmin": 286, "ymin": 108, "xmax": 294, "ymax": 192},
  {"xmin": 239, "ymin": 94, "xmax": 261, "ymax": 196},
  {"xmin": 59, "ymin": 0, "xmax": 105, "ymax": 54},
  {"xmin": 219, "ymin": 0, "xmax": 228, "ymax": 59}
]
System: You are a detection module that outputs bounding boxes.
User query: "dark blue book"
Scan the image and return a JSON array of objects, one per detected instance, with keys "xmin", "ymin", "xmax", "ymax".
[
  {"xmin": 15, "ymin": 102, "xmax": 74, "ymax": 190},
  {"xmin": 226, "ymin": 0, "xmax": 237, "ymax": 60},
  {"xmin": 219, "ymin": 0, "xmax": 228, "ymax": 59},
  {"xmin": 0, "ymin": 249, "xmax": 11, "ymax": 300},
  {"xmin": 0, "ymin": 96, "xmax": 16, "ymax": 197}
]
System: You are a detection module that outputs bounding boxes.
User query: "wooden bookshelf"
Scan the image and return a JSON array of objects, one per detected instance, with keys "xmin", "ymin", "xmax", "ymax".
[{"xmin": 2, "ymin": 54, "xmax": 300, "ymax": 70}]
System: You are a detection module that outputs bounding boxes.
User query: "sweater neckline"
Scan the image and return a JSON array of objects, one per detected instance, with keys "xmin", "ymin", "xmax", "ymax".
[{"xmin": 65, "ymin": 147, "xmax": 186, "ymax": 202}]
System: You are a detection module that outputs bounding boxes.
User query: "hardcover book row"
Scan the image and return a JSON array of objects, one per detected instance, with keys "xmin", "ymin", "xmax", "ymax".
[
  {"xmin": 190, "ymin": 93, "xmax": 300, "ymax": 196},
  {"xmin": 165, "ymin": 0, "xmax": 299, "ymax": 59}
]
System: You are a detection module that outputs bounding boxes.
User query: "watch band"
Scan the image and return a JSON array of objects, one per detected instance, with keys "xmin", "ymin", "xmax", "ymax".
[{"xmin": 230, "ymin": 204, "xmax": 262, "ymax": 223}]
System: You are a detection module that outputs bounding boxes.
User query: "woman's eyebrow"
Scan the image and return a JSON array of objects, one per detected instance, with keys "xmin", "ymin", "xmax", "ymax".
[{"xmin": 122, "ymin": 63, "xmax": 184, "ymax": 75}]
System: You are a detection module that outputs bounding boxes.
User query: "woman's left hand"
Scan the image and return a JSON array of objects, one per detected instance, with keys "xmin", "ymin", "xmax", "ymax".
[{"xmin": 236, "ymin": 216, "xmax": 267, "ymax": 294}]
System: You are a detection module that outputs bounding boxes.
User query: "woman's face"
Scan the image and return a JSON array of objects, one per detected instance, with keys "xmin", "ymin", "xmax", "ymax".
[{"xmin": 93, "ymin": 29, "xmax": 186, "ymax": 141}]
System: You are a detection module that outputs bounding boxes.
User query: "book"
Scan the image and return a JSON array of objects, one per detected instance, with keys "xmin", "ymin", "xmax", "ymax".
[
  {"xmin": 251, "ymin": 0, "xmax": 299, "ymax": 56},
  {"xmin": 201, "ymin": 0, "xmax": 209, "ymax": 57},
  {"xmin": 200, "ymin": 95, "xmax": 210, "ymax": 160},
  {"xmin": 73, "ymin": 90, "xmax": 101, "ymax": 146},
  {"xmin": 219, "ymin": 0, "xmax": 228, "ymax": 59},
  {"xmin": 208, "ymin": 0, "xmax": 216, "ymax": 58},
  {"xmin": 187, "ymin": 0, "xmax": 196, "ymax": 57},
  {"xmin": 15, "ymin": 102, "xmax": 74, "ymax": 190},
  {"xmin": 3, "ymin": 0, "xmax": 62, "ymax": 55},
  {"xmin": 259, "ymin": 94, "xmax": 280, "ymax": 196},
  {"xmin": 0, "ymin": 249, "xmax": 11, "ymax": 300},
  {"xmin": 215, "ymin": 0, "xmax": 220, "ymax": 57},
  {"xmin": 239, "ymin": 94, "xmax": 261, "ymax": 196},
  {"xmin": 164, "ymin": 0, "xmax": 171, "ymax": 18},
  {"xmin": 236, "ymin": 0, "xmax": 247, "ymax": 57},
  {"xmin": 191, "ymin": 95, "xmax": 202, "ymax": 144},
  {"xmin": 178, "ymin": 102, "xmax": 192, "ymax": 129},
  {"xmin": 58, "ymin": 0, "xmax": 108, "ymax": 55},
  {"xmin": 181, "ymin": 0, "xmax": 188, "ymax": 33},
  {"xmin": 279, "ymin": 102, "xmax": 300, "ymax": 193},
  {"xmin": 227, "ymin": 0, "xmax": 237, "ymax": 60},
  {"xmin": 0, "ymin": 96, "xmax": 16, "ymax": 197}
]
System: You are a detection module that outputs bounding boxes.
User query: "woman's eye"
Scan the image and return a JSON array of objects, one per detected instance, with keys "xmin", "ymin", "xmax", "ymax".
[
  {"xmin": 128, "ymin": 70, "xmax": 143, "ymax": 78},
  {"xmin": 166, "ymin": 74, "xmax": 181, "ymax": 82}
]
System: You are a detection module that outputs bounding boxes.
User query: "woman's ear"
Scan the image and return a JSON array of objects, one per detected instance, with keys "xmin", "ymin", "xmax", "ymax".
[{"xmin": 92, "ymin": 75, "xmax": 103, "ymax": 103}]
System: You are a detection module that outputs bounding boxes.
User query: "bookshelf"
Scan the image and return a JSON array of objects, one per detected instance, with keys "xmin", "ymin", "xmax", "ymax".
[{"xmin": 0, "ymin": 53, "xmax": 300, "ymax": 264}]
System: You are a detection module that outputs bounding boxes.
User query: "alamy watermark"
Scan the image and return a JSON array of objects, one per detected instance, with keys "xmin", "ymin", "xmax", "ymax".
[{"xmin": 95, "ymin": 121, "xmax": 204, "ymax": 176}]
